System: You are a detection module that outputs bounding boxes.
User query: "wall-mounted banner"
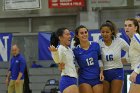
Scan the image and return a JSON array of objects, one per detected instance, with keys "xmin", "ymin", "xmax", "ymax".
[
  {"xmin": 38, "ymin": 29, "xmax": 130, "ymax": 60},
  {"xmin": 0, "ymin": 33, "xmax": 12, "ymax": 62},
  {"xmin": 92, "ymin": 0, "xmax": 110, "ymax": 3},
  {"xmin": 4, "ymin": 0, "xmax": 41, "ymax": 10},
  {"xmin": 48, "ymin": 0, "xmax": 85, "ymax": 8},
  {"xmin": 90, "ymin": 0, "xmax": 127, "ymax": 8},
  {"xmin": 38, "ymin": 32, "xmax": 52, "ymax": 60}
]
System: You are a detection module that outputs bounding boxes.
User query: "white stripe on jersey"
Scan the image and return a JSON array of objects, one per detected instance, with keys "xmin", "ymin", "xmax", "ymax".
[
  {"xmin": 134, "ymin": 33, "xmax": 140, "ymax": 44},
  {"xmin": 99, "ymin": 37, "xmax": 129, "ymax": 70}
]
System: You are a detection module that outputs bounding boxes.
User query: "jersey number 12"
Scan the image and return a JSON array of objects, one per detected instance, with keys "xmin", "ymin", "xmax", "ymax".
[{"xmin": 86, "ymin": 57, "xmax": 94, "ymax": 66}]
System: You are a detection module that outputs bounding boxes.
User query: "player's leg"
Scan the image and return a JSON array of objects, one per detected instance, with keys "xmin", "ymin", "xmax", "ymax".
[
  {"xmin": 103, "ymin": 69, "xmax": 112, "ymax": 93},
  {"xmin": 79, "ymin": 83, "xmax": 93, "ymax": 93},
  {"xmin": 129, "ymin": 74, "xmax": 140, "ymax": 93},
  {"xmin": 111, "ymin": 80, "xmax": 123, "ymax": 93},
  {"xmin": 103, "ymin": 80, "xmax": 110, "ymax": 93},
  {"xmin": 63, "ymin": 85, "xmax": 79, "ymax": 93},
  {"xmin": 59, "ymin": 76, "xmax": 79, "ymax": 93},
  {"xmin": 129, "ymin": 83, "xmax": 140, "ymax": 93},
  {"xmin": 92, "ymin": 83, "xmax": 103, "ymax": 93},
  {"xmin": 91, "ymin": 78, "xmax": 103, "ymax": 93},
  {"xmin": 78, "ymin": 77, "xmax": 94, "ymax": 93},
  {"xmin": 111, "ymin": 68, "xmax": 124, "ymax": 93}
]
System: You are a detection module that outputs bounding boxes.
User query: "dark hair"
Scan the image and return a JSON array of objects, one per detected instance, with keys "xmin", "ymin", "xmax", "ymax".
[
  {"xmin": 50, "ymin": 28, "xmax": 67, "ymax": 47},
  {"xmin": 74, "ymin": 25, "xmax": 88, "ymax": 47},
  {"xmin": 100, "ymin": 20, "xmax": 118, "ymax": 39},
  {"xmin": 125, "ymin": 18, "xmax": 140, "ymax": 34}
]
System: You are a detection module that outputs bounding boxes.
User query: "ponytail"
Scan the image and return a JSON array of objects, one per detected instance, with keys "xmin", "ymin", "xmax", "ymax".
[
  {"xmin": 50, "ymin": 27, "xmax": 68, "ymax": 47},
  {"xmin": 106, "ymin": 20, "xmax": 118, "ymax": 37},
  {"xmin": 74, "ymin": 36, "xmax": 80, "ymax": 47},
  {"xmin": 50, "ymin": 32, "xmax": 59, "ymax": 47}
]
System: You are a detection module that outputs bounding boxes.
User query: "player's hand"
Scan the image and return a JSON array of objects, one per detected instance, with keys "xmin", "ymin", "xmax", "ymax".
[
  {"xmin": 58, "ymin": 63, "xmax": 65, "ymax": 71},
  {"xmin": 48, "ymin": 45, "xmax": 57, "ymax": 52},
  {"xmin": 100, "ymin": 71, "xmax": 104, "ymax": 81},
  {"xmin": 129, "ymin": 71, "xmax": 137, "ymax": 83},
  {"xmin": 77, "ymin": 68, "xmax": 80, "ymax": 75}
]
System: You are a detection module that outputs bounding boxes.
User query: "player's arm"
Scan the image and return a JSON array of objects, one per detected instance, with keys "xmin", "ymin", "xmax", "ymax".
[
  {"xmin": 134, "ymin": 64, "xmax": 140, "ymax": 74},
  {"xmin": 133, "ymin": 57, "xmax": 140, "ymax": 74},
  {"xmin": 99, "ymin": 61, "xmax": 104, "ymax": 73},
  {"xmin": 130, "ymin": 61, "xmax": 140, "ymax": 83},
  {"xmin": 97, "ymin": 42, "xmax": 104, "ymax": 81},
  {"xmin": 49, "ymin": 45, "xmax": 65, "ymax": 71},
  {"xmin": 98, "ymin": 54, "xmax": 104, "ymax": 81},
  {"xmin": 121, "ymin": 38, "xmax": 130, "ymax": 64},
  {"xmin": 51, "ymin": 51, "xmax": 60, "ymax": 64},
  {"xmin": 134, "ymin": 36, "xmax": 140, "ymax": 52},
  {"xmin": 51, "ymin": 51, "xmax": 65, "ymax": 71},
  {"xmin": 121, "ymin": 39, "xmax": 129, "ymax": 52},
  {"xmin": 121, "ymin": 52, "xmax": 129, "ymax": 64},
  {"xmin": 129, "ymin": 35, "xmax": 140, "ymax": 82},
  {"xmin": 99, "ymin": 59, "xmax": 104, "ymax": 81},
  {"xmin": 49, "ymin": 45, "xmax": 60, "ymax": 63},
  {"xmin": 133, "ymin": 37, "xmax": 140, "ymax": 74},
  {"xmin": 49, "ymin": 45, "xmax": 65, "ymax": 63}
]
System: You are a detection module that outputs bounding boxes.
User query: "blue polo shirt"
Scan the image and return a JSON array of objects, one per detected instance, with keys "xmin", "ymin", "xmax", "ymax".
[{"xmin": 9, "ymin": 54, "xmax": 26, "ymax": 80}]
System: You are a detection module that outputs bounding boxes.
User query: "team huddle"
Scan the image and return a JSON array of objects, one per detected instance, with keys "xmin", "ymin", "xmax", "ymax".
[{"xmin": 49, "ymin": 18, "xmax": 140, "ymax": 93}]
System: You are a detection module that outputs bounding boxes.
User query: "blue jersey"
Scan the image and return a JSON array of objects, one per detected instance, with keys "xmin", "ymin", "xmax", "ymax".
[
  {"xmin": 9, "ymin": 54, "xmax": 26, "ymax": 80},
  {"xmin": 73, "ymin": 42, "xmax": 100, "ymax": 79}
]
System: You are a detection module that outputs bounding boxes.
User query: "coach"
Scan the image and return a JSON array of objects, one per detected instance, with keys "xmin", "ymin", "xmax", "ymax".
[{"xmin": 5, "ymin": 44, "xmax": 26, "ymax": 93}]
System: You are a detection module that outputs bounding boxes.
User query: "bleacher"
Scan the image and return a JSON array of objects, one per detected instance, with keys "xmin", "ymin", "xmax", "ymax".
[
  {"xmin": 0, "ymin": 60, "xmax": 61, "ymax": 93},
  {"xmin": 29, "ymin": 60, "xmax": 61, "ymax": 93},
  {"xmin": 0, "ymin": 60, "xmax": 131, "ymax": 93},
  {"xmin": 29, "ymin": 68, "xmax": 60, "ymax": 93},
  {"xmin": 0, "ymin": 62, "xmax": 9, "ymax": 93}
]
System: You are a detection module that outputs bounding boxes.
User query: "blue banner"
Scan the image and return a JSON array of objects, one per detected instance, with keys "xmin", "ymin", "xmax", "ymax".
[
  {"xmin": 0, "ymin": 33, "xmax": 12, "ymax": 62},
  {"xmin": 38, "ymin": 29, "xmax": 130, "ymax": 60},
  {"xmin": 38, "ymin": 32, "xmax": 52, "ymax": 60}
]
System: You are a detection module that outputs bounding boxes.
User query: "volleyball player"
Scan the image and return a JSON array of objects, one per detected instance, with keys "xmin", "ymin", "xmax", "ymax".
[
  {"xmin": 99, "ymin": 20, "xmax": 129, "ymax": 93},
  {"xmin": 49, "ymin": 28, "xmax": 79, "ymax": 93},
  {"xmin": 73, "ymin": 25, "xmax": 104, "ymax": 93},
  {"xmin": 124, "ymin": 18, "xmax": 140, "ymax": 93}
]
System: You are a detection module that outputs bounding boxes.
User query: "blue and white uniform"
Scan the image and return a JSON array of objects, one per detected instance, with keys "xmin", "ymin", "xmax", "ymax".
[
  {"xmin": 129, "ymin": 33, "xmax": 140, "ymax": 84},
  {"xmin": 99, "ymin": 37, "xmax": 129, "ymax": 82},
  {"xmin": 73, "ymin": 42, "xmax": 102, "ymax": 86},
  {"xmin": 51, "ymin": 45, "xmax": 77, "ymax": 92}
]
